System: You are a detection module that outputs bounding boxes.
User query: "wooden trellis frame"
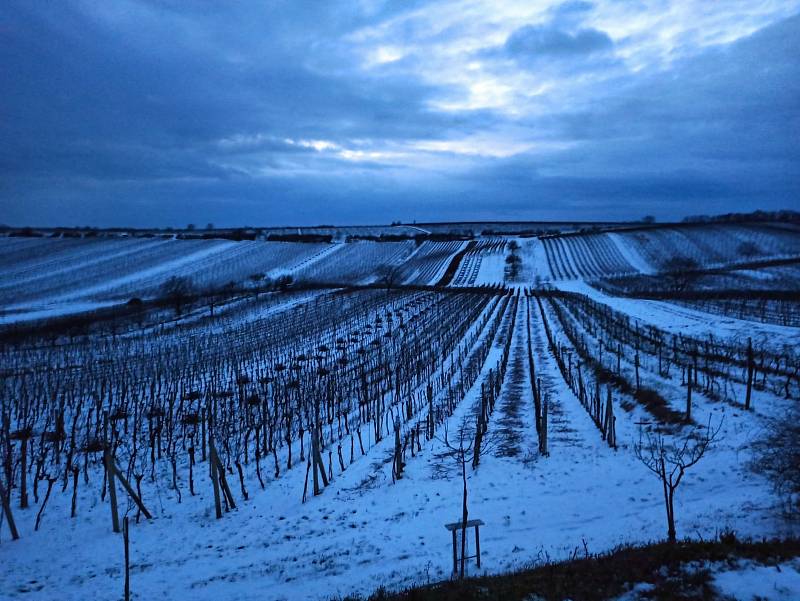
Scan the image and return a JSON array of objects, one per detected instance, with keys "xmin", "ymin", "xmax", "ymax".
[{"xmin": 445, "ymin": 518, "xmax": 484, "ymax": 575}]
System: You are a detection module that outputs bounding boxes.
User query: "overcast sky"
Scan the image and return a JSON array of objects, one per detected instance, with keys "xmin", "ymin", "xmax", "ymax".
[{"xmin": 1, "ymin": 1, "xmax": 798, "ymax": 227}]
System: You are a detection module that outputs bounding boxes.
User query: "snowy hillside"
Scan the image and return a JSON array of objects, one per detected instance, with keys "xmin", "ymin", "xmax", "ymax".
[
  {"xmin": 539, "ymin": 222, "xmax": 800, "ymax": 282},
  {"xmin": 0, "ymin": 223, "xmax": 799, "ymax": 601}
]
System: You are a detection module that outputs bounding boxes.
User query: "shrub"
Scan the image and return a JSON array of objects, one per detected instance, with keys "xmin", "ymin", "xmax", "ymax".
[{"xmin": 751, "ymin": 408, "xmax": 800, "ymax": 518}]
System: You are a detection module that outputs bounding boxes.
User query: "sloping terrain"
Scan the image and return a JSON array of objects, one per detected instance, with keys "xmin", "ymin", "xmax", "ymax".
[
  {"xmin": 539, "ymin": 222, "xmax": 800, "ymax": 282},
  {"xmin": 0, "ymin": 222, "xmax": 798, "ymax": 601}
]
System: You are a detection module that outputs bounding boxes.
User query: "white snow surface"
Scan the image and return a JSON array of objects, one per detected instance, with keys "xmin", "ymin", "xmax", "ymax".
[
  {"xmin": 0, "ymin": 300, "xmax": 120, "ymax": 325},
  {"xmin": 11, "ymin": 242, "xmax": 236, "ymax": 307},
  {"xmin": 2, "ymin": 297, "xmax": 797, "ymax": 600},
  {"xmin": 473, "ymin": 253, "xmax": 507, "ymax": 285},
  {"xmin": 712, "ymin": 559, "xmax": 800, "ymax": 600},
  {"xmin": 274, "ymin": 243, "xmax": 343, "ymax": 277},
  {"xmin": 520, "ymin": 238, "xmax": 551, "ymax": 282},
  {"xmin": 2, "ymin": 232, "xmax": 799, "ymax": 600},
  {"xmin": 608, "ymin": 232, "xmax": 655, "ymax": 275},
  {"xmin": 553, "ymin": 280, "xmax": 800, "ymax": 347}
]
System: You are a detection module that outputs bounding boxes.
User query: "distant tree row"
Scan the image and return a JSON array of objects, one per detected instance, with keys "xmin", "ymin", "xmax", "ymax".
[
  {"xmin": 158, "ymin": 273, "xmax": 294, "ymax": 316},
  {"xmin": 504, "ymin": 240, "xmax": 522, "ymax": 282},
  {"xmin": 683, "ymin": 210, "xmax": 800, "ymax": 224}
]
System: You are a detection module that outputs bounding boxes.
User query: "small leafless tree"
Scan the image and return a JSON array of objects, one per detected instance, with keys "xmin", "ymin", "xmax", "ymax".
[
  {"xmin": 274, "ymin": 274, "xmax": 293, "ymax": 291},
  {"xmin": 159, "ymin": 276, "xmax": 195, "ymax": 316},
  {"xmin": 634, "ymin": 417, "xmax": 722, "ymax": 543},
  {"xmin": 662, "ymin": 256, "xmax": 701, "ymax": 291},
  {"xmin": 736, "ymin": 241, "xmax": 761, "ymax": 258},
  {"xmin": 434, "ymin": 415, "xmax": 498, "ymax": 579},
  {"xmin": 375, "ymin": 264, "xmax": 403, "ymax": 290}
]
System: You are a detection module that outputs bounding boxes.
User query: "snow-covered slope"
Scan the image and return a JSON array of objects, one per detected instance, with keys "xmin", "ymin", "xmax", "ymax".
[{"xmin": 1, "ymin": 293, "xmax": 796, "ymax": 600}]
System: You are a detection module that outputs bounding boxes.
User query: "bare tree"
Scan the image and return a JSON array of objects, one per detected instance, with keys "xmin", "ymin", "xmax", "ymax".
[
  {"xmin": 375, "ymin": 264, "xmax": 403, "ymax": 290},
  {"xmin": 662, "ymin": 256, "xmax": 701, "ymax": 291},
  {"xmin": 159, "ymin": 276, "xmax": 195, "ymax": 316},
  {"xmin": 274, "ymin": 274, "xmax": 293, "ymax": 291},
  {"xmin": 634, "ymin": 417, "xmax": 722, "ymax": 543},
  {"xmin": 434, "ymin": 415, "xmax": 498, "ymax": 579},
  {"xmin": 736, "ymin": 241, "xmax": 761, "ymax": 258}
]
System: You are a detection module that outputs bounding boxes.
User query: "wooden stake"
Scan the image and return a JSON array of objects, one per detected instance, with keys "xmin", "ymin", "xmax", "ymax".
[
  {"xmin": 201, "ymin": 408, "xmax": 207, "ymax": 462},
  {"xmin": 302, "ymin": 459, "xmax": 311, "ymax": 503},
  {"xmin": 218, "ymin": 462, "xmax": 236, "ymax": 509},
  {"xmin": 475, "ymin": 523, "xmax": 481, "ymax": 569},
  {"xmin": 70, "ymin": 467, "xmax": 79, "ymax": 518},
  {"xmin": 112, "ymin": 462, "xmax": 152, "ymax": 520},
  {"xmin": 540, "ymin": 394, "xmax": 549, "ymax": 456},
  {"xmin": 745, "ymin": 337, "xmax": 754, "ymax": 410},
  {"xmin": 19, "ymin": 438, "xmax": 28, "ymax": 509},
  {"xmin": 312, "ymin": 429, "xmax": 320, "ymax": 496},
  {"xmin": 451, "ymin": 529, "xmax": 458, "ymax": 574},
  {"xmin": 0, "ymin": 477, "xmax": 19, "ymax": 540},
  {"xmin": 123, "ymin": 516, "xmax": 130, "ymax": 601},
  {"xmin": 105, "ymin": 449, "xmax": 120, "ymax": 534},
  {"xmin": 209, "ymin": 441, "xmax": 222, "ymax": 519}
]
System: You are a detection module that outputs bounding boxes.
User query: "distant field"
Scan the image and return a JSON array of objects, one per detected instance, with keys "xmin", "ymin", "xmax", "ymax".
[{"xmin": 2, "ymin": 220, "xmax": 798, "ymax": 323}]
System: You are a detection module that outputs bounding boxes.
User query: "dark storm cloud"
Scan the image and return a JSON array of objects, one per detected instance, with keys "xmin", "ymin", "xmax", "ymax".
[
  {"xmin": 0, "ymin": 1, "xmax": 451, "ymax": 179},
  {"xmin": 481, "ymin": 2, "xmax": 614, "ymax": 72},
  {"xmin": 503, "ymin": 25, "xmax": 612, "ymax": 58},
  {"xmin": 0, "ymin": 1, "xmax": 797, "ymax": 226}
]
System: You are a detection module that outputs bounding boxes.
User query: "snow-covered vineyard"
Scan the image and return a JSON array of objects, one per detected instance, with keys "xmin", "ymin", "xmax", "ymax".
[{"xmin": 1, "ymin": 220, "xmax": 799, "ymax": 600}]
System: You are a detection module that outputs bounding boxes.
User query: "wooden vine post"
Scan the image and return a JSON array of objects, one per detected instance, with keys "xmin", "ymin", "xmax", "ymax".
[
  {"xmin": 539, "ymin": 394, "xmax": 549, "ymax": 456},
  {"xmin": 104, "ymin": 448, "xmax": 152, "ymax": 533},
  {"xmin": 427, "ymin": 383, "xmax": 435, "ymax": 439},
  {"xmin": 310, "ymin": 420, "xmax": 329, "ymax": 496},
  {"xmin": 0, "ymin": 477, "xmax": 20, "ymax": 540},
  {"xmin": 105, "ymin": 448, "xmax": 120, "ymax": 534},
  {"xmin": 745, "ymin": 337, "xmax": 754, "ymax": 410},
  {"xmin": 210, "ymin": 440, "xmax": 222, "ymax": 519},
  {"xmin": 20, "ymin": 437, "xmax": 28, "ymax": 509},
  {"xmin": 312, "ymin": 422, "xmax": 321, "ymax": 495},
  {"xmin": 9, "ymin": 429, "xmax": 32, "ymax": 510},
  {"xmin": 686, "ymin": 365, "xmax": 693, "ymax": 422},
  {"xmin": 123, "ymin": 516, "xmax": 131, "ymax": 601},
  {"xmin": 604, "ymin": 388, "xmax": 617, "ymax": 449},
  {"xmin": 393, "ymin": 421, "xmax": 404, "ymax": 480},
  {"xmin": 472, "ymin": 411, "xmax": 484, "ymax": 469},
  {"xmin": 209, "ymin": 439, "xmax": 236, "ymax": 517}
]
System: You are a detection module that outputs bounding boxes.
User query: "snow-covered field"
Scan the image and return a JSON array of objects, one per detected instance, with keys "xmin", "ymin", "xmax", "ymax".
[
  {"xmin": 0, "ymin": 224, "xmax": 798, "ymax": 600},
  {"xmin": 554, "ymin": 280, "xmax": 800, "ymax": 347},
  {"xmin": 540, "ymin": 223, "xmax": 800, "ymax": 282}
]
